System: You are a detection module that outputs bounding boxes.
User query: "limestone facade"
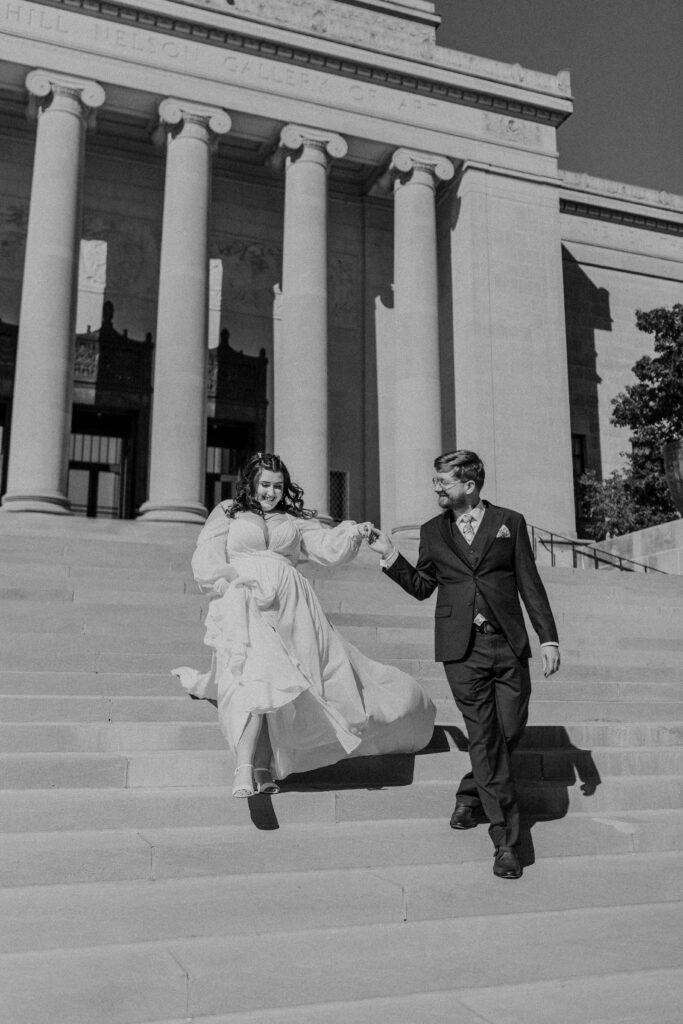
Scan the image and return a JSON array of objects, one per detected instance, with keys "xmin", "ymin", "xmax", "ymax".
[{"xmin": 0, "ymin": 0, "xmax": 680, "ymax": 533}]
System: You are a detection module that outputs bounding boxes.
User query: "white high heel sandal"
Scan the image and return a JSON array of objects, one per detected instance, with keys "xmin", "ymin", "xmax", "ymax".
[
  {"xmin": 232, "ymin": 763, "xmax": 255, "ymax": 798},
  {"xmin": 253, "ymin": 768, "xmax": 280, "ymax": 795}
]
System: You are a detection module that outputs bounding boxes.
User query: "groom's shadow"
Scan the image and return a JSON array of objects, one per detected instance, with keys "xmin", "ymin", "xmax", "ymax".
[{"xmin": 514, "ymin": 725, "xmax": 602, "ymax": 866}]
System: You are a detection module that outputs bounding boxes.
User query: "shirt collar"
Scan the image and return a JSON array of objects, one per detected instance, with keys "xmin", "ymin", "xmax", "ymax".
[{"xmin": 454, "ymin": 501, "xmax": 486, "ymax": 525}]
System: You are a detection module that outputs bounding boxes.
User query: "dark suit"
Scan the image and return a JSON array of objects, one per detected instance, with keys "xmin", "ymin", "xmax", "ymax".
[{"xmin": 384, "ymin": 501, "xmax": 558, "ymax": 849}]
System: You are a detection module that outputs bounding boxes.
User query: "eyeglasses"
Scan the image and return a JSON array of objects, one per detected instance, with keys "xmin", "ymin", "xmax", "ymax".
[{"xmin": 432, "ymin": 477, "xmax": 464, "ymax": 492}]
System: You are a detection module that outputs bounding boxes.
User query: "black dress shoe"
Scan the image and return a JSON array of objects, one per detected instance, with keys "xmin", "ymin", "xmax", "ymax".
[
  {"xmin": 493, "ymin": 847, "xmax": 522, "ymax": 879},
  {"xmin": 450, "ymin": 803, "xmax": 479, "ymax": 829}
]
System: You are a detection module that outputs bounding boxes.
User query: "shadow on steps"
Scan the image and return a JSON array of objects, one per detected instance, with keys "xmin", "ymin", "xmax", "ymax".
[{"xmin": 243, "ymin": 725, "xmax": 602, "ymax": 845}]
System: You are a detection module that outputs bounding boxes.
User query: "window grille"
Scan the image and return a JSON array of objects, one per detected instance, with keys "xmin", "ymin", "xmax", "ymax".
[
  {"xmin": 329, "ymin": 470, "xmax": 349, "ymax": 522},
  {"xmin": 70, "ymin": 433, "xmax": 122, "ymax": 467}
]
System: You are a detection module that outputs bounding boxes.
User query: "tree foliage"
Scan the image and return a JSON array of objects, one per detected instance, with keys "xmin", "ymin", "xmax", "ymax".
[
  {"xmin": 579, "ymin": 304, "xmax": 683, "ymax": 540},
  {"xmin": 611, "ymin": 304, "xmax": 683, "ymax": 445}
]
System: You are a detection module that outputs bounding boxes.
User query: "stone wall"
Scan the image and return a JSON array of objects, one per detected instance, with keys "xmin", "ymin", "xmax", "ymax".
[
  {"xmin": 560, "ymin": 173, "xmax": 683, "ymax": 480},
  {"xmin": 595, "ymin": 518, "xmax": 683, "ymax": 574}
]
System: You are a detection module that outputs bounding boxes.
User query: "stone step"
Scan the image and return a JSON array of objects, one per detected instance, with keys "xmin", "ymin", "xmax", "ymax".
[
  {"xmin": 1, "ymin": 670, "xmax": 680, "ymax": 703},
  {"xmin": 0, "ymin": 639, "xmax": 680, "ymax": 679},
  {"xmin": 3, "ymin": 809, "xmax": 682, "ymax": 889},
  {"xmin": 4, "ymin": 692, "xmax": 680, "ymax": 724},
  {"xmin": 0, "ymin": 603, "xmax": 203, "ymax": 633},
  {"xmin": 0, "ymin": 774, "xmax": 681, "ymax": 834},
  {"xmin": 328, "ymin": 608, "xmax": 683, "ymax": 632},
  {"xmin": 133, "ymin": 967, "xmax": 683, "ymax": 1024},
  {"xmin": 2, "ymin": 718, "xmax": 681, "ymax": 754},
  {"xmin": 312, "ymin": 586, "xmax": 683, "ymax": 619},
  {"xmin": 2, "ymin": 901, "xmax": 681, "ymax": 1024},
  {"xmin": 3, "ymin": 850, "xmax": 681, "ymax": 957},
  {"xmin": 0, "ymin": 583, "xmax": 205, "ymax": 606},
  {"xmin": 1, "ymin": 743, "xmax": 682, "ymax": 791},
  {"xmin": 426, "ymin": 674, "xmax": 683, "ymax": 703},
  {"xmin": 438, "ymin": 698, "xmax": 683, "ymax": 725},
  {"xmin": 0, "ymin": 671, "xmax": 183, "ymax": 696}
]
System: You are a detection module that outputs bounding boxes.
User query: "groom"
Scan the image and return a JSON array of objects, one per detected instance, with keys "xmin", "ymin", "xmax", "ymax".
[{"xmin": 368, "ymin": 450, "xmax": 560, "ymax": 879}]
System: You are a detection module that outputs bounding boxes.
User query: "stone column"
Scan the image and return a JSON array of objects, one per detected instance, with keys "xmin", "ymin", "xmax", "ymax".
[
  {"xmin": 389, "ymin": 148, "xmax": 454, "ymax": 531},
  {"xmin": 1, "ymin": 70, "xmax": 104, "ymax": 514},
  {"xmin": 449, "ymin": 164, "xmax": 575, "ymax": 533},
  {"xmin": 275, "ymin": 125, "xmax": 347, "ymax": 518},
  {"xmin": 138, "ymin": 99, "xmax": 231, "ymax": 523}
]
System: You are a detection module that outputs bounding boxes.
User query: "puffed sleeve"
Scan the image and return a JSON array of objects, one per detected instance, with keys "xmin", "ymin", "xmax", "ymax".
[
  {"xmin": 191, "ymin": 503, "xmax": 239, "ymax": 595},
  {"xmin": 298, "ymin": 518, "xmax": 362, "ymax": 567}
]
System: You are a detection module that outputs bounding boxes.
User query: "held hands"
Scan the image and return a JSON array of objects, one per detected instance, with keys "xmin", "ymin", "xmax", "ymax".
[
  {"xmin": 542, "ymin": 645, "xmax": 561, "ymax": 678},
  {"xmin": 355, "ymin": 522, "xmax": 393, "ymax": 556}
]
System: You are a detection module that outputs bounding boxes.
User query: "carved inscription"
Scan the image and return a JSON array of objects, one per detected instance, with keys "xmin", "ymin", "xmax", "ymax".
[{"xmin": 3, "ymin": 2, "xmax": 446, "ymax": 129}]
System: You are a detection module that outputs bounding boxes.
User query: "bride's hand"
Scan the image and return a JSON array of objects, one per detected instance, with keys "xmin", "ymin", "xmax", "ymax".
[{"xmin": 356, "ymin": 521, "xmax": 375, "ymax": 540}]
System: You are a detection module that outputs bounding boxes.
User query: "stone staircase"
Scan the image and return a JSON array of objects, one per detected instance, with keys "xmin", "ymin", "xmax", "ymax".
[{"xmin": 1, "ymin": 515, "xmax": 682, "ymax": 1024}]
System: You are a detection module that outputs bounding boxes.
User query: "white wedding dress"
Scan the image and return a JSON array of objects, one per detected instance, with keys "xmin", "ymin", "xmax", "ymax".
[{"xmin": 173, "ymin": 504, "xmax": 436, "ymax": 779}]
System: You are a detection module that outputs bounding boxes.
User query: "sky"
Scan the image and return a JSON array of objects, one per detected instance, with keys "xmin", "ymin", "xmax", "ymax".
[{"xmin": 433, "ymin": 0, "xmax": 683, "ymax": 195}]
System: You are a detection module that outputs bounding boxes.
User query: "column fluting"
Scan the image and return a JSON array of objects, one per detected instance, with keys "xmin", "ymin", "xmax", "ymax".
[
  {"xmin": 138, "ymin": 99, "xmax": 231, "ymax": 523},
  {"xmin": 275, "ymin": 125, "xmax": 347, "ymax": 518},
  {"xmin": 390, "ymin": 148, "xmax": 454, "ymax": 529},
  {"xmin": 1, "ymin": 70, "xmax": 104, "ymax": 514}
]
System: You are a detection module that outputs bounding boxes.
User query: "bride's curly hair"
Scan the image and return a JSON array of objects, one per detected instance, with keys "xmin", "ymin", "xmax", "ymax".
[{"xmin": 227, "ymin": 452, "xmax": 316, "ymax": 519}]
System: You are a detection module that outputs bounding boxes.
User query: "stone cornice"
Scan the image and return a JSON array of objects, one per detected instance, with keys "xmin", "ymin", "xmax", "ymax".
[
  {"xmin": 560, "ymin": 171, "xmax": 683, "ymax": 237},
  {"xmin": 560, "ymin": 170, "xmax": 683, "ymax": 216},
  {"xmin": 28, "ymin": 0, "xmax": 572, "ymax": 127},
  {"xmin": 559, "ymin": 198, "xmax": 683, "ymax": 238}
]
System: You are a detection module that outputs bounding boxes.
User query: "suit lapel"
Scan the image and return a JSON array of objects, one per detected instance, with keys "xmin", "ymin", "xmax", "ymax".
[
  {"xmin": 470, "ymin": 502, "xmax": 505, "ymax": 563},
  {"xmin": 437, "ymin": 513, "xmax": 475, "ymax": 568}
]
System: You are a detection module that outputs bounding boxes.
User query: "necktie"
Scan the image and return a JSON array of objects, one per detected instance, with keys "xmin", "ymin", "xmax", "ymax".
[{"xmin": 460, "ymin": 513, "xmax": 475, "ymax": 545}]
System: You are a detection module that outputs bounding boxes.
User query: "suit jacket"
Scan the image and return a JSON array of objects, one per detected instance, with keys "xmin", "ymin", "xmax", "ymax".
[{"xmin": 384, "ymin": 502, "xmax": 558, "ymax": 662}]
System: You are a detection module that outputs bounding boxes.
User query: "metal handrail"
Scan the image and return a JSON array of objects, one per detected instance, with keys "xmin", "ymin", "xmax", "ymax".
[{"xmin": 529, "ymin": 525, "xmax": 667, "ymax": 574}]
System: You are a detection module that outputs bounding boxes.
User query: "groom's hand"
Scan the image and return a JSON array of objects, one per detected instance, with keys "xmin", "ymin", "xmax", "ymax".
[
  {"xmin": 367, "ymin": 527, "xmax": 394, "ymax": 559},
  {"xmin": 542, "ymin": 646, "xmax": 561, "ymax": 677}
]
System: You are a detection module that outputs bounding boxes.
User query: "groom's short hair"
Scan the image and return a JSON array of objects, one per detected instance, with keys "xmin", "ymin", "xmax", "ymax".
[{"xmin": 434, "ymin": 450, "xmax": 485, "ymax": 489}]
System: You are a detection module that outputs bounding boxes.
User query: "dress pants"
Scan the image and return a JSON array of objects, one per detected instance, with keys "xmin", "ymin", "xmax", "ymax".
[{"xmin": 444, "ymin": 630, "xmax": 531, "ymax": 849}]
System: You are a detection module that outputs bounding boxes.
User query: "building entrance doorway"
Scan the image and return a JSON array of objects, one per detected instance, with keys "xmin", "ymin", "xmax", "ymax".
[
  {"xmin": 68, "ymin": 409, "xmax": 135, "ymax": 518},
  {"xmin": 205, "ymin": 420, "xmax": 255, "ymax": 510}
]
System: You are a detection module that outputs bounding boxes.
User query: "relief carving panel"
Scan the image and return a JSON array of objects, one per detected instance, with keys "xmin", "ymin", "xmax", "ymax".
[
  {"xmin": 483, "ymin": 113, "xmax": 543, "ymax": 149},
  {"xmin": 0, "ymin": 200, "xmax": 28, "ymax": 279},
  {"xmin": 213, "ymin": 235, "xmax": 359, "ymax": 326},
  {"xmin": 184, "ymin": 0, "xmax": 436, "ymax": 59},
  {"xmin": 82, "ymin": 212, "xmax": 161, "ymax": 298}
]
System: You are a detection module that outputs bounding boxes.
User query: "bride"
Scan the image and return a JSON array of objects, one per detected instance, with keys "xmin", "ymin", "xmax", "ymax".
[{"xmin": 173, "ymin": 452, "xmax": 436, "ymax": 798}]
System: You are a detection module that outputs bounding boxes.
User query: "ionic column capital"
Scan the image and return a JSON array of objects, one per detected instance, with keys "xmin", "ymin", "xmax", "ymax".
[
  {"xmin": 154, "ymin": 98, "xmax": 232, "ymax": 147},
  {"xmin": 272, "ymin": 124, "xmax": 348, "ymax": 172},
  {"xmin": 25, "ymin": 69, "xmax": 105, "ymax": 127},
  {"xmin": 388, "ymin": 148, "xmax": 455, "ymax": 189}
]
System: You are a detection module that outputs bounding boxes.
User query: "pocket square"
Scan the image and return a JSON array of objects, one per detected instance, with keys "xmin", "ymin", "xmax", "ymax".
[{"xmin": 496, "ymin": 525, "xmax": 511, "ymax": 539}]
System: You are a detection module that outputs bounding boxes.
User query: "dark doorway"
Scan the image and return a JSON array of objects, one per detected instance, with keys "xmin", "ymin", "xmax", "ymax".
[
  {"xmin": 205, "ymin": 419, "xmax": 255, "ymax": 510},
  {"xmin": 68, "ymin": 409, "xmax": 136, "ymax": 518},
  {"xmin": 0, "ymin": 402, "xmax": 9, "ymax": 497}
]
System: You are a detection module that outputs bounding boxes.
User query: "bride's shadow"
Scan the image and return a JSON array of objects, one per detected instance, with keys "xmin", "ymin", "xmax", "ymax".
[{"xmin": 247, "ymin": 727, "xmax": 454, "ymax": 830}]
